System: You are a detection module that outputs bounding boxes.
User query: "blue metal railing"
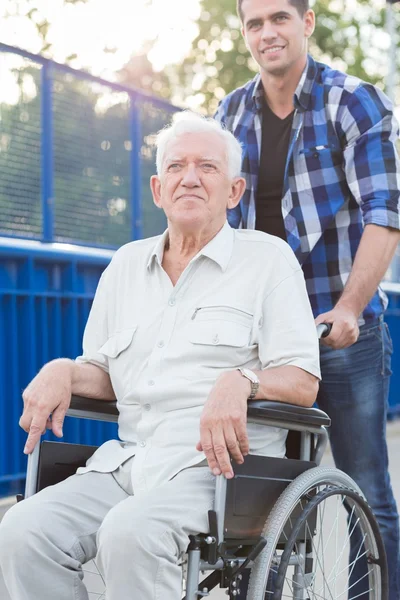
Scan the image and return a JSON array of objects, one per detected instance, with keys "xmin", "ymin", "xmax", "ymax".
[
  {"xmin": 0, "ymin": 43, "xmax": 179, "ymax": 248},
  {"xmin": 0, "ymin": 237, "xmax": 115, "ymax": 496}
]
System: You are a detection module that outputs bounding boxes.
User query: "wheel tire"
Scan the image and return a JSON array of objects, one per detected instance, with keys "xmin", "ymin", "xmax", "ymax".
[{"xmin": 246, "ymin": 466, "xmax": 388, "ymax": 600}]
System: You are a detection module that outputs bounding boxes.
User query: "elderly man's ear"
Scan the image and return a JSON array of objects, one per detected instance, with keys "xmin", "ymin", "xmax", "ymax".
[
  {"xmin": 150, "ymin": 175, "xmax": 162, "ymax": 208},
  {"xmin": 228, "ymin": 177, "xmax": 246, "ymax": 209}
]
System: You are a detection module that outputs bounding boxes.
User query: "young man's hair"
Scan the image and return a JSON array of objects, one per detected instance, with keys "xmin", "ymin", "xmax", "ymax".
[{"xmin": 237, "ymin": 0, "xmax": 309, "ymax": 22}]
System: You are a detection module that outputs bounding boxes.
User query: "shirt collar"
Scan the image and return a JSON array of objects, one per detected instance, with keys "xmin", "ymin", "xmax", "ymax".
[
  {"xmin": 146, "ymin": 221, "xmax": 234, "ymax": 273},
  {"xmin": 251, "ymin": 54, "xmax": 318, "ymax": 113},
  {"xmin": 147, "ymin": 229, "xmax": 169, "ymax": 270},
  {"xmin": 294, "ymin": 55, "xmax": 318, "ymax": 111},
  {"xmin": 198, "ymin": 221, "xmax": 234, "ymax": 272}
]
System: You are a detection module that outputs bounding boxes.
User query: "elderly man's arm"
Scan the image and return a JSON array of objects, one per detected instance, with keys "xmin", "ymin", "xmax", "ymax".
[
  {"xmin": 20, "ymin": 263, "xmax": 113, "ymax": 455},
  {"xmin": 197, "ymin": 366, "xmax": 318, "ymax": 479},
  {"xmin": 198, "ymin": 257, "xmax": 321, "ymax": 479},
  {"xmin": 20, "ymin": 359, "xmax": 115, "ymax": 455}
]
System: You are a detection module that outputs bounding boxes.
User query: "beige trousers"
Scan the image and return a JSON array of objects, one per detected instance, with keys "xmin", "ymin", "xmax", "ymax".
[{"xmin": 0, "ymin": 459, "xmax": 215, "ymax": 600}]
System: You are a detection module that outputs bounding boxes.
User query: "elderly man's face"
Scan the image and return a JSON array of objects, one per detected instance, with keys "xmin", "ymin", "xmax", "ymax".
[{"xmin": 151, "ymin": 132, "xmax": 244, "ymax": 232}]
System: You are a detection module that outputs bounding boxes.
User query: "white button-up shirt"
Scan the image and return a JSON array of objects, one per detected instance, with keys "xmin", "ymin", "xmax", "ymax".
[{"xmin": 76, "ymin": 222, "xmax": 320, "ymax": 493}]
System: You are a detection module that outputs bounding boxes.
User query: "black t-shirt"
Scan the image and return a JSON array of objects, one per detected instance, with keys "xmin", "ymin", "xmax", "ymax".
[{"xmin": 255, "ymin": 99, "xmax": 294, "ymax": 241}]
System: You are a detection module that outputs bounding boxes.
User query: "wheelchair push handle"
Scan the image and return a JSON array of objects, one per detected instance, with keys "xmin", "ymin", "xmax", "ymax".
[{"xmin": 316, "ymin": 322, "xmax": 332, "ymax": 339}]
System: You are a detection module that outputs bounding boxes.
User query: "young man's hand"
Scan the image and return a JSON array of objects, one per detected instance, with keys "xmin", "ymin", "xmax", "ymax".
[{"xmin": 316, "ymin": 305, "xmax": 359, "ymax": 349}]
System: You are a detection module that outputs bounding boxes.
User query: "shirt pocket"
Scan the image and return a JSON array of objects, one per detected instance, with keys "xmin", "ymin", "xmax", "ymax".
[
  {"xmin": 189, "ymin": 320, "xmax": 250, "ymax": 347},
  {"xmin": 298, "ymin": 144, "xmax": 344, "ymax": 198},
  {"xmin": 188, "ymin": 306, "xmax": 255, "ymax": 370},
  {"xmin": 98, "ymin": 326, "xmax": 137, "ymax": 399}
]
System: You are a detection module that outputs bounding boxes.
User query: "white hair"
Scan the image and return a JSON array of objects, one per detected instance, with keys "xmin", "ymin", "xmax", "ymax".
[{"xmin": 155, "ymin": 111, "xmax": 243, "ymax": 178}]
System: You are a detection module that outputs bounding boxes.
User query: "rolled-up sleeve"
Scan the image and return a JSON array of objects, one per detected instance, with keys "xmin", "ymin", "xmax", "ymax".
[
  {"xmin": 258, "ymin": 269, "xmax": 321, "ymax": 380},
  {"xmin": 75, "ymin": 266, "xmax": 111, "ymax": 372},
  {"xmin": 342, "ymin": 84, "xmax": 400, "ymax": 230}
]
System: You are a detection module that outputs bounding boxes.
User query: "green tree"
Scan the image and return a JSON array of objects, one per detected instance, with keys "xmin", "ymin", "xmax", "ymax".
[
  {"xmin": 174, "ymin": 0, "xmax": 257, "ymax": 114},
  {"xmin": 174, "ymin": 0, "xmax": 398, "ymax": 114}
]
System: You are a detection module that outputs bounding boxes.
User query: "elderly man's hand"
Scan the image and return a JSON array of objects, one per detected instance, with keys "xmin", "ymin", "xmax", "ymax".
[
  {"xmin": 315, "ymin": 305, "xmax": 359, "ymax": 349},
  {"xmin": 196, "ymin": 370, "xmax": 250, "ymax": 479},
  {"xmin": 20, "ymin": 360, "xmax": 72, "ymax": 454}
]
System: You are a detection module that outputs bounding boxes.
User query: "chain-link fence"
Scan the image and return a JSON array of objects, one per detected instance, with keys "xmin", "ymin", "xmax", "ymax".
[{"xmin": 0, "ymin": 43, "xmax": 179, "ymax": 248}]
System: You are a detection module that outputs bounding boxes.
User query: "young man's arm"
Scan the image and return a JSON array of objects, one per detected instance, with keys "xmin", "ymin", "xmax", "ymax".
[
  {"xmin": 316, "ymin": 224, "xmax": 400, "ymax": 348},
  {"xmin": 317, "ymin": 84, "xmax": 400, "ymax": 348}
]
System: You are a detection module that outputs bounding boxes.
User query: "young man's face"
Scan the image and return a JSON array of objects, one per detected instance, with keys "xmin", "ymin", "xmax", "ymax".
[{"xmin": 241, "ymin": 0, "xmax": 315, "ymax": 77}]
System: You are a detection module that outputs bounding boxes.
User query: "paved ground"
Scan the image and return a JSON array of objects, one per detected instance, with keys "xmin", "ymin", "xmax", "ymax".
[{"xmin": 1, "ymin": 420, "xmax": 400, "ymax": 599}]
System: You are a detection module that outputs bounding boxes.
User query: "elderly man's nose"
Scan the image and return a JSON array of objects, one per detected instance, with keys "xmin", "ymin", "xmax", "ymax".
[{"xmin": 181, "ymin": 165, "xmax": 200, "ymax": 186}]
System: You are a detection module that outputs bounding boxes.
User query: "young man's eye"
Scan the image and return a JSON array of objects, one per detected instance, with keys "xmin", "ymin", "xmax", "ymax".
[
  {"xmin": 247, "ymin": 21, "xmax": 262, "ymax": 31},
  {"xmin": 275, "ymin": 15, "xmax": 288, "ymax": 22}
]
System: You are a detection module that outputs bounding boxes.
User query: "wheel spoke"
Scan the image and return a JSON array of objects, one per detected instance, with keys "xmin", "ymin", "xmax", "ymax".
[
  {"xmin": 250, "ymin": 474, "xmax": 384, "ymax": 600},
  {"xmin": 320, "ymin": 505, "xmax": 360, "ymax": 593},
  {"xmin": 325, "ymin": 492, "xmax": 346, "ymax": 598}
]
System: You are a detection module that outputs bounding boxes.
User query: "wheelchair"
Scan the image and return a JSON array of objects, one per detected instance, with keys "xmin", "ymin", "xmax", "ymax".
[{"xmin": 21, "ymin": 394, "xmax": 388, "ymax": 599}]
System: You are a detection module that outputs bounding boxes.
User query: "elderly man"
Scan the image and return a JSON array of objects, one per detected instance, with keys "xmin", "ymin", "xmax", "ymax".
[{"xmin": 0, "ymin": 113, "xmax": 320, "ymax": 600}]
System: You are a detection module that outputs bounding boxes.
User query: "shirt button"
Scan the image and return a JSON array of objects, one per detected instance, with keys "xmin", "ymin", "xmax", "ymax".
[
  {"xmin": 148, "ymin": 380, "xmax": 155, "ymax": 386},
  {"xmin": 212, "ymin": 334, "xmax": 219, "ymax": 345},
  {"xmin": 168, "ymin": 298, "xmax": 176, "ymax": 306},
  {"xmin": 144, "ymin": 404, "xmax": 151, "ymax": 411},
  {"xmin": 139, "ymin": 441, "xmax": 146, "ymax": 447},
  {"xmin": 157, "ymin": 340, "xmax": 165, "ymax": 348}
]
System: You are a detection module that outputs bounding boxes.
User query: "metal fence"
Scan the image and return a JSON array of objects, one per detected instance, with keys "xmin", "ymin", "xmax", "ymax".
[
  {"xmin": 0, "ymin": 43, "xmax": 179, "ymax": 248},
  {"xmin": 0, "ymin": 239, "xmax": 115, "ymax": 497}
]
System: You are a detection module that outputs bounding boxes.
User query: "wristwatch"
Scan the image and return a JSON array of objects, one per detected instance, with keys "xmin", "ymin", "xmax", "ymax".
[{"xmin": 237, "ymin": 367, "xmax": 259, "ymax": 401}]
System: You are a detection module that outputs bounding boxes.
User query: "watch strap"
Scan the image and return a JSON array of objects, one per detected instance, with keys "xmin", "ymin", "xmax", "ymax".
[{"xmin": 238, "ymin": 368, "xmax": 259, "ymax": 401}]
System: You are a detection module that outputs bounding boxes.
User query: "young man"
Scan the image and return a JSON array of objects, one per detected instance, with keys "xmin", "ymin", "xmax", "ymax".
[{"xmin": 215, "ymin": 0, "xmax": 400, "ymax": 597}]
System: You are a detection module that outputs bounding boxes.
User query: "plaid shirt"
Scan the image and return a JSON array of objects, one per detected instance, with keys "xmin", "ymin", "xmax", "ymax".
[{"xmin": 215, "ymin": 55, "xmax": 400, "ymax": 323}]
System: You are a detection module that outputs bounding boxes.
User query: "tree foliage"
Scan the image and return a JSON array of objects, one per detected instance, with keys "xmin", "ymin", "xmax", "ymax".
[
  {"xmin": 3, "ymin": 0, "xmax": 399, "ymax": 113},
  {"xmin": 172, "ymin": 0, "xmax": 397, "ymax": 113}
]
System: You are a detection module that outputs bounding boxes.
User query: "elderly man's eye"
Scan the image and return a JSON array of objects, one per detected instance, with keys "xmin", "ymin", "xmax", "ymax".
[
  {"xmin": 202, "ymin": 163, "xmax": 216, "ymax": 170},
  {"xmin": 168, "ymin": 163, "xmax": 181, "ymax": 171}
]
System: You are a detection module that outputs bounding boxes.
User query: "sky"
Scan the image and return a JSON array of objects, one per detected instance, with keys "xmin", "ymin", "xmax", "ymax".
[
  {"xmin": 0, "ymin": 0, "xmax": 202, "ymax": 76},
  {"xmin": 1, "ymin": 0, "xmax": 391, "ymax": 77},
  {"xmin": 0, "ymin": 0, "xmax": 397, "ymax": 112}
]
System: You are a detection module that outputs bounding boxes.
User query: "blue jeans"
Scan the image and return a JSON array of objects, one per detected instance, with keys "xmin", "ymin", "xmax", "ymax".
[{"xmin": 317, "ymin": 318, "xmax": 400, "ymax": 599}]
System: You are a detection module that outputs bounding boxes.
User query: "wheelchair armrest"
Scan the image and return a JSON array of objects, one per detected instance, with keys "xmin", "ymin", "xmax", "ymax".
[
  {"xmin": 67, "ymin": 395, "xmax": 119, "ymax": 422},
  {"xmin": 247, "ymin": 400, "xmax": 330, "ymax": 428}
]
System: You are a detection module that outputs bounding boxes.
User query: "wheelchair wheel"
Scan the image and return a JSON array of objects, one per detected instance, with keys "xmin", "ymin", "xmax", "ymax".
[{"xmin": 247, "ymin": 466, "xmax": 388, "ymax": 600}]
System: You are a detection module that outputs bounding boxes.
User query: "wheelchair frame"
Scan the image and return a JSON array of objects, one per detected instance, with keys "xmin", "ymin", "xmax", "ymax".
[
  {"xmin": 23, "ymin": 395, "xmax": 343, "ymax": 600},
  {"xmin": 19, "ymin": 324, "xmax": 388, "ymax": 599}
]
